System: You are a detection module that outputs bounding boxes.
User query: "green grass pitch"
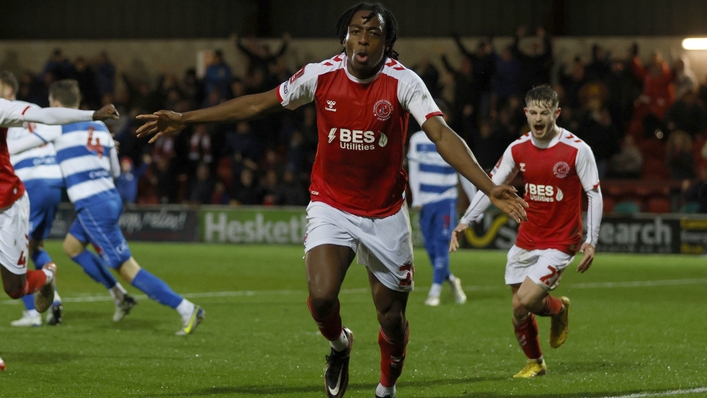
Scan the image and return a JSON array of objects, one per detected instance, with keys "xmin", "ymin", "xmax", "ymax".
[{"xmin": 1, "ymin": 241, "xmax": 706, "ymax": 397}]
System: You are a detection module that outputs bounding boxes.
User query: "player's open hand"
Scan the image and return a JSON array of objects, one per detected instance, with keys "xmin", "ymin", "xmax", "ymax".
[
  {"xmin": 136, "ymin": 110, "xmax": 186, "ymax": 143},
  {"xmin": 576, "ymin": 243, "xmax": 595, "ymax": 273},
  {"xmin": 93, "ymin": 104, "xmax": 119, "ymax": 120},
  {"xmin": 488, "ymin": 185, "xmax": 528, "ymax": 223},
  {"xmin": 449, "ymin": 223, "xmax": 468, "ymax": 253}
]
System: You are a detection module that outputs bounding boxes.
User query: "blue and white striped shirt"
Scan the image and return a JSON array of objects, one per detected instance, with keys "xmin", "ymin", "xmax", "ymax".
[
  {"xmin": 53, "ymin": 121, "xmax": 120, "ymax": 209},
  {"xmin": 407, "ymin": 130, "xmax": 477, "ymax": 207},
  {"xmin": 7, "ymin": 101, "xmax": 63, "ymax": 188}
]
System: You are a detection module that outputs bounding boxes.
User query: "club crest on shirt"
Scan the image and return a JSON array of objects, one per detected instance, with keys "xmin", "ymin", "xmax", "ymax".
[
  {"xmin": 373, "ymin": 100, "xmax": 392, "ymax": 121},
  {"xmin": 553, "ymin": 161, "xmax": 570, "ymax": 178}
]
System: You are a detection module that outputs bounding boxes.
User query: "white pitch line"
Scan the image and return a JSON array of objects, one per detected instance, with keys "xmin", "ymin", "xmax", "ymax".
[
  {"xmin": 572, "ymin": 278, "xmax": 707, "ymax": 289},
  {"xmin": 602, "ymin": 387, "xmax": 707, "ymax": 398},
  {"xmin": 2, "ymin": 278, "xmax": 706, "ymax": 306},
  {"xmin": 0, "ymin": 288, "xmax": 369, "ymax": 305}
]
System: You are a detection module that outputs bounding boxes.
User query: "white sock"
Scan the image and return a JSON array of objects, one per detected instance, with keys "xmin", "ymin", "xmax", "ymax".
[
  {"xmin": 41, "ymin": 268, "xmax": 54, "ymax": 284},
  {"xmin": 428, "ymin": 283, "xmax": 442, "ymax": 297},
  {"xmin": 375, "ymin": 383, "xmax": 396, "ymax": 397},
  {"xmin": 109, "ymin": 284, "xmax": 127, "ymax": 304},
  {"xmin": 53, "ymin": 291, "xmax": 62, "ymax": 302},
  {"xmin": 26, "ymin": 309, "xmax": 40, "ymax": 318},
  {"xmin": 176, "ymin": 299, "xmax": 196, "ymax": 319},
  {"xmin": 329, "ymin": 329, "xmax": 349, "ymax": 352},
  {"xmin": 447, "ymin": 274, "xmax": 457, "ymax": 284}
]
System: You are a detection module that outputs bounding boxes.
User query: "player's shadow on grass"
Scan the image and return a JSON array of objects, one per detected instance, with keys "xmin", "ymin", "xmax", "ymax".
[
  {"xmin": 431, "ymin": 391, "xmax": 698, "ymax": 398},
  {"xmin": 155, "ymin": 376, "xmax": 512, "ymax": 397},
  {"xmin": 556, "ymin": 360, "xmax": 637, "ymax": 374},
  {"xmin": 66, "ymin": 310, "xmax": 168, "ymax": 332},
  {"xmin": 2, "ymin": 351, "xmax": 77, "ymax": 365},
  {"xmin": 154, "ymin": 370, "xmax": 674, "ymax": 397}
]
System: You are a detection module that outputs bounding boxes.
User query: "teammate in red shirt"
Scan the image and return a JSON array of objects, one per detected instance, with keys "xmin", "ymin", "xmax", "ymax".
[
  {"xmin": 450, "ymin": 84, "xmax": 603, "ymax": 379},
  {"xmin": 137, "ymin": 3, "xmax": 527, "ymax": 397},
  {"xmin": 0, "ymin": 81, "xmax": 118, "ymax": 330}
]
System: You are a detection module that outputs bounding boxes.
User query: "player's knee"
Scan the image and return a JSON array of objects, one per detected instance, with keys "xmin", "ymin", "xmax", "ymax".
[
  {"xmin": 377, "ymin": 309, "xmax": 405, "ymax": 334},
  {"xmin": 62, "ymin": 238, "xmax": 81, "ymax": 258},
  {"xmin": 378, "ymin": 306, "xmax": 405, "ymax": 330},
  {"xmin": 117, "ymin": 258, "xmax": 141, "ymax": 282},
  {"xmin": 307, "ymin": 295, "xmax": 337, "ymax": 316},
  {"xmin": 517, "ymin": 294, "xmax": 538, "ymax": 311}
]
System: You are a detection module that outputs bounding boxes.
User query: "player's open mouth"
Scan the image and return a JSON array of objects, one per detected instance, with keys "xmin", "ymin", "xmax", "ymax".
[
  {"xmin": 533, "ymin": 124, "xmax": 545, "ymax": 133},
  {"xmin": 355, "ymin": 51, "xmax": 369, "ymax": 63}
]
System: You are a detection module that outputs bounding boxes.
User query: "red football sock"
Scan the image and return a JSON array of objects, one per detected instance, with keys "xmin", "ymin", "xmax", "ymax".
[
  {"xmin": 22, "ymin": 269, "xmax": 48, "ymax": 296},
  {"xmin": 514, "ymin": 314, "xmax": 542, "ymax": 360},
  {"xmin": 537, "ymin": 295, "xmax": 563, "ymax": 317},
  {"xmin": 379, "ymin": 322, "xmax": 409, "ymax": 388},
  {"xmin": 307, "ymin": 296, "xmax": 342, "ymax": 341}
]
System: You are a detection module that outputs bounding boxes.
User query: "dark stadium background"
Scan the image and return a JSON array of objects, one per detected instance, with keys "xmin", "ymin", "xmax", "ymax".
[{"xmin": 3, "ymin": 0, "xmax": 707, "ymax": 39}]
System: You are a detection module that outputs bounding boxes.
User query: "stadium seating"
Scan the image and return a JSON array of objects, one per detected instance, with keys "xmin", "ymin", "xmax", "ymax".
[
  {"xmin": 613, "ymin": 201, "xmax": 641, "ymax": 214},
  {"xmin": 646, "ymin": 196, "xmax": 671, "ymax": 213},
  {"xmin": 681, "ymin": 202, "xmax": 701, "ymax": 213},
  {"xmin": 641, "ymin": 157, "xmax": 670, "ymax": 180},
  {"xmin": 601, "ymin": 179, "xmax": 681, "ymax": 214}
]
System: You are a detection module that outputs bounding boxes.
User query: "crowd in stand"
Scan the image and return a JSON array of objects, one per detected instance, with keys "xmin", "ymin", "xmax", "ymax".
[{"xmin": 13, "ymin": 28, "xmax": 707, "ymax": 212}]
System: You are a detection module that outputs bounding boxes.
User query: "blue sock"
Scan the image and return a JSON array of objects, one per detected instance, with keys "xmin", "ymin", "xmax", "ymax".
[
  {"xmin": 22, "ymin": 294, "xmax": 35, "ymax": 311},
  {"xmin": 131, "ymin": 269, "xmax": 183, "ymax": 309},
  {"xmin": 432, "ymin": 257, "xmax": 450, "ymax": 285},
  {"xmin": 71, "ymin": 251, "xmax": 118, "ymax": 289},
  {"xmin": 31, "ymin": 249, "xmax": 53, "ymax": 269}
]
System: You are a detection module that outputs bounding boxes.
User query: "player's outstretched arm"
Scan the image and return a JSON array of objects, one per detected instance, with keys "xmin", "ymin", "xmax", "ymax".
[
  {"xmin": 449, "ymin": 223, "xmax": 468, "ymax": 252},
  {"xmin": 576, "ymin": 243, "xmax": 595, "ymax": 273},
  {"xmin": 93, "ymin": 104, "xmax": 120, "ymax": 120},
  {"xmin": 20, "ymin": 104, "xmax": 118, "ymax": 126},
  {"xmin": 421, "ymin": 116, "xmax": 528, "ymax": 223},
  {"xmin": 136, "ymin": 88, "xmax": 282, "ymax": 143}
]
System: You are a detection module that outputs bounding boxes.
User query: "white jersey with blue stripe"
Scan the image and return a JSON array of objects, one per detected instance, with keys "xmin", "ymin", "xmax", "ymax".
[
  {"xmin": 53, "ymin": 121, "xmax": 120, "ymax": 209},
  {"xmin": 7, "ymin": 101, "xmax": 63, "ymax": 187},
  {"xmin": 407, "ymin": 130, "xmax": 461, "ymax": 206}
]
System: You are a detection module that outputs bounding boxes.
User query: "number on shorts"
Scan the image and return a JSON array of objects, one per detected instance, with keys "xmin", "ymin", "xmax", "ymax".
[
  {"xmin": 539, "ymin": 265, "xmax": 557, "ymax": 287},
  {"xmin": 17, "ymin": 251, "xmax": 27, "ymax": 267},
  {"xmin": 398, "ymin": 263, "xmax": 414, "ymax": 287}
]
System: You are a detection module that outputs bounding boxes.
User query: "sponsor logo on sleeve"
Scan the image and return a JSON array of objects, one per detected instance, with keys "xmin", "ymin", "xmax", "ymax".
[{"xmin": 289, "ymin": 66, "xmax": 305, "ymax": 84}]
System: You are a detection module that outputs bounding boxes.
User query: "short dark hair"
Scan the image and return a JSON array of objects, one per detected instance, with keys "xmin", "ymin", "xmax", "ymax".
[
  {"xmin": 335, "ymin": 2, "xmax": 399, "ymax": 60},
  {"xmin": 525, "ymin": 84, "xmax": 558, "ymax": 109},
  {"xmin": 49, "ymin": 79, "xmax": 82, "ymax": 108},
  {"xmin": 0, "ymin": 70, "xmax": 19, "ymax": 95}
]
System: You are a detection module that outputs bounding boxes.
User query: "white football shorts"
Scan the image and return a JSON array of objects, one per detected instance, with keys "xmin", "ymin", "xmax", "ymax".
[
  {"xmin": 304, "ymin": 201, "xmax": 415, "ymax": 292},
  {"xmin": 505, "ymin": 245, "xmax": 574, "ymax": 290},
  {"xmin": 0, "ymin": 192, "xmax": 30, "ymax": 275}
]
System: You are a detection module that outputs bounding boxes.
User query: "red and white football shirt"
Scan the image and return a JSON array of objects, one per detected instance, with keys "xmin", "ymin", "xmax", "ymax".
[
  {"xmin": 278, "ymin": 54, "xmax": 441, "ymax": 218},
  {"xmin": 490, "ymin": 129, "xmax": 600, "ymax": 255},
  {"xmin": 0, "ymin": 99, "xmax": 32, "ymax": 208}
]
